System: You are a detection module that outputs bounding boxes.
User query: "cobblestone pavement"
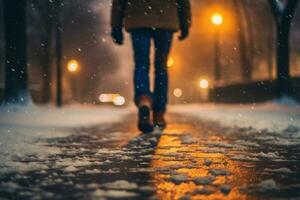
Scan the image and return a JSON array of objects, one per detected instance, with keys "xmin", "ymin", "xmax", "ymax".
[{"xmin": 1, "ymin": 113, "xmax": 300, "ymax": 200}]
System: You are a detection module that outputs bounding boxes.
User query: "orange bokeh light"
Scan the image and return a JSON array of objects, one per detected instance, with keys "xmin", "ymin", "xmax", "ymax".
[
  {"xmin": 67, "ymin": 59, "xmax": 79, "ymax": 73},
  {"xmin": 211, "ymin": 13, "xmax": 223, "ymax": 25}
]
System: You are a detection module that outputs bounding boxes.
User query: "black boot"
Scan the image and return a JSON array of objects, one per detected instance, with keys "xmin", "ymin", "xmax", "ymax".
[
  {"xmin": 153, "ymin": 112, "xmax": 167, "ymax": 130},
  {"xmin": 137, "ymin": 96, "xmax": 154, "ymax": 133}
]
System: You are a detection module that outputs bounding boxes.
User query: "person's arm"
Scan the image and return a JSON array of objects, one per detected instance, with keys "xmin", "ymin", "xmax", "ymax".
[
  {"xmin": 177, "ymin": 0, "xmax": 192, "ymax": 40},
  {"xmin": 111, "ymin": 0, "xmax": 127, "ymax": 45},
  {"xmin": 111, "ymin": 0, "xmax": 127, "ymax": 28}
]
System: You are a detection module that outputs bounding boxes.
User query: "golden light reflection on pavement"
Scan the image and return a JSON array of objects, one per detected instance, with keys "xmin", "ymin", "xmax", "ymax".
[{"xmin": 150, "ymin": 121, "xmax": 257, "ymax": 200}]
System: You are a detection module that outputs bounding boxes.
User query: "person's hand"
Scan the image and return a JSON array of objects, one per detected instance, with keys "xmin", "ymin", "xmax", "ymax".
[
  {"xmin": 111, "ymin": 27, "xmax": 124, "ymax": 45},
  {"xmin": 178, "ymin": 27, "xmax": 189, "ymax": 41}
]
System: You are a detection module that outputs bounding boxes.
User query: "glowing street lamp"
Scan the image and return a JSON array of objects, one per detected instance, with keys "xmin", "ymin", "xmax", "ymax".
[
  {"xmin": 211, "ymin": 13, "xmax": 223, "ymax": 26},
  {"xmin": 198, "ymin": 79, "xmax": 210, "ymax": 102},
  {"xmin": 173, "ymin": 88, "xmax": 183, "ymax": 97},
  {"xmin": 67, "ymin": 59, "xmax": 79, "ymax": 73},
  {"xmin": 67, "ymin": 59, "xmax": 80, "ymax": 102},
  {"xmin": 113, "ymin": 95, "xmax": 126, "ymax": 106},
  {"xmin": 199, "ymin": 79, "xmax": 209, "ymax": 89},
  {"xmin": 211, "ymin": 13, "xmax": 223, "ymax": 82}
]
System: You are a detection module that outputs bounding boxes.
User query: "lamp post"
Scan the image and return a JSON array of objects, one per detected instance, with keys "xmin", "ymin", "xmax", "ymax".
[
  {"xmin": 67, "ymin": 59, "xmax": 79, "ymax": 73},
  {"xmin": 55, "ymin": 0, "xmax": 63, "ymax": 107},
  {"xmin": 67, "ymin": 59, "xmax": 80, "ymax": 101},
  {"xmin": 211, "ymin": 13, "xmax": 223, "ymax": 82},
  {"xmin": 199, "ymin": 79, "xmax": 209, "ymax": 89},
  {"xmin": 198, "ymin": 78, "xmax": 209, "ymax": 101}
]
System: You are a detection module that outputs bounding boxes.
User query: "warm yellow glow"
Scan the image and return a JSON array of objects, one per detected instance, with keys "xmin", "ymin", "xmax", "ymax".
[
  {"xmin": 167, "ymin": 57, "xmax": 175, "ymax": 67},
  {"xmin": 199, "ymin": 79, "xmax": 209, "ymax": 89},
  {"xmin": 113, "ymin": 96, "xmax": 126, "ymax": 106},
  {"xmin": 173, "ymin": 88, "xmax": 183, "ymax": 98},
  {"xmin": 150, "ymin": 123, "xmax": 253, "ymax": 200},
  {"xmin": 67, "ymin": 59, "xmax": 79, "ymax": 72},
  {"xmin": 211, "ymin": 13, "xmax": 223, "ymax": 26},
  {"xmin": 99, "ymin": 94, "xmax": 112, "ymax": 103},
  {"xmin": 99, "ymin": 93, "xmax": 119, "ymax": 103},
  {"xmin": 99, "ymin": 93, "xmax": 125, "ymax": 106}
]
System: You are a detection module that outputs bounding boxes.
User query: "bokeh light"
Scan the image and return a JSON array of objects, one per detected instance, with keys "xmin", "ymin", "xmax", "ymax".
[
  {"xmin": 113, "ymin": 96, "xmax": 126, "ymax": 106},
  {"xmin": 199, "ymin": 79, "xmax": 209, "ymax": 89},
  {"xmin": 67, "ymin": 59, "xmax": 79, "ymax": 73},
  {"xmin": 173, "ymin": 88, "xmax": 183, "ymax": 97},
  {"xmin": 211, "ymin": 13, "xmax": 223, "ymax": 26}
]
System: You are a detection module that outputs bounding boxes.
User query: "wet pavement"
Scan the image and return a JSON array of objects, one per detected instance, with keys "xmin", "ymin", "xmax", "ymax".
[{"xmin": 1, "ymin": 113, "xmax": 300, "ymax": 200}]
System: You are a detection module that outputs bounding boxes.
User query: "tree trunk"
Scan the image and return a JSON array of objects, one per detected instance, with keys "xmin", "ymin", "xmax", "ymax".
[
  {"xmin": 55, "ymin": 0, "xmax": 63, "ymax": 107},
  {"xmin": 0, "ymin": 2, "xmax": 4, "ymax": 86},
  {"xmin": 3, "ymin": 0, "xmax": 29, "ymax": 105},
  {"xmin": 267, "ymin": 28, "xmax": 275, "ymax": 79},
  {"xmin": 276, "ymin": 19, "xmax": 292, "ymax": 96},
  {"xmin": 40, "ymin": 1, "xmax": 54, "ymax": 104},
  {"xmin": 214, "ymin": 28, "xmax": 221, "ymax": 81},
  {"xmin": 268, "ymin": 0, "xmax": 299, "ymax": 97},
  {"xmin": 232, "ymin": 0, "xmax": 252, "ymax": 81},
  {"xmin": 242, "ymin": 0, "xmax": 255, "ymax": 78},
  {"xmin": 266, "ymin": 8, "xmax": 275, "ymax": 80}
]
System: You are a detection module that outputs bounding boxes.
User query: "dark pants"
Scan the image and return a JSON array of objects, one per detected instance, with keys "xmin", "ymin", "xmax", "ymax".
[{"xmin": 130, "ymin": 28, "xmax": 173, "ymax": 113}]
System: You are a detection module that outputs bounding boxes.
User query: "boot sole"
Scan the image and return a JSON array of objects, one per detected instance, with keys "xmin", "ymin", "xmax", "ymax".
[{"xmin": 138, "ymin": 106, "xmax": 154, "ymax": 133}]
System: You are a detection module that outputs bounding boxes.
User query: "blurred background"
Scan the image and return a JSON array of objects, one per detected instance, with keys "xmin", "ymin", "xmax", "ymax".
[{"xmin": 0, "ymin": 0, "xmax": 300, "ymax": 106}]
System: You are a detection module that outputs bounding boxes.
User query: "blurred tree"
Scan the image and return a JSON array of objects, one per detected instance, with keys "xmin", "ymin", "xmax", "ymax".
[
  {"xmin": 268, "ymin": 0, "xmax": 299, "ymax": 96},
  {"xmin": 246, "ymin": 1, "xmax": 275, "ymax": 80},
  {"xmin": 2, "ymin": 0, "xmax": 29, "ymax": 105},
  {"xmin": 266, "ymin": 23, "xmax": 275, "ymax": 79},
  {"xmin": 61, "ymin": 1, "xmax": 121, "ymax": 103},
  {"xmin": 242, "ymin": 0, "xmax": 255, "ymax": 79},
  {"xmin": 0, "ymin": 1, "xmax": 4, "ymax": 89},
  {"xmin": 54, "ymin": 0, "xmax": 62, "ymax": 107},
  {"xmin": 27, "ymin": 0, "xmax": 55, "ymax": 104},
  {"xmin": 34, "ymin": 0, "xmax": 54, "ymax": 104},
  {"xmin": 232, "ymin": 0, "xmax": 254, "ymax": 81}
]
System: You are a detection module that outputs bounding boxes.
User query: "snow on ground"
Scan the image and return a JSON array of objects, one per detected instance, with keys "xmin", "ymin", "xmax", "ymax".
[
  {"xmin": 102, "ymin": 180, "xmax": 138, "ymax": 190},
  {"xmin": 0, "ymin": 104, "xmax": 132, "ymax": 174},
  {"xmin": 92, "ymin": 189, "xmax": 138, "ymax": 199},
  {"xmin": 0, "ymin": 104, "xmax": 132, "ymax": 128},
  {"xmin": 170, "ymin": 97, "xmax": 300, "ymax": 134}
]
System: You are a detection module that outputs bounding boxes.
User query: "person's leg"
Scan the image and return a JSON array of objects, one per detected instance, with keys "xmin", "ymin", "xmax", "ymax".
[
  {"xmin": 153, "ymin": 29, "xmax": 173, "ymax": 113},
  {"xmin": 152, "ymin": 29, "xmax": 173, "ymax": 129},
  {"xmin": 130, "ymin": 29, "xmax": 154, "ymax": 133},
  {"xmin": 130, "ymin": 29, "xmax": 152, "ymax": 106}
]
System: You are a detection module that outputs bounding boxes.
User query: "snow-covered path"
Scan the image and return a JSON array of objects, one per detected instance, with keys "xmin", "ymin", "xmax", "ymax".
[{"xmin": 1, "ymin": 103, "xmax": 300, "ymax": 199}]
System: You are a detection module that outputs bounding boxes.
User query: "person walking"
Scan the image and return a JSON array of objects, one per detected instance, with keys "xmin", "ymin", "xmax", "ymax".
[{"xmin": 111, "ymin": 0, "xmax": 191, "ymax": 133}]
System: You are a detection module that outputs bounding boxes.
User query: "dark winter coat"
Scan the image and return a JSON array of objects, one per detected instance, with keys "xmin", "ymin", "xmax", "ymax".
[{"xmin": 111, "ymin": 0, "xmax": 191, "ymax": 31}]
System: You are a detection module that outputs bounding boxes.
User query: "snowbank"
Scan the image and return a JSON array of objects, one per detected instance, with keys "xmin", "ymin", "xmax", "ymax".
[
  {"xmin": 0, "ymin": 104, "xmax": 132, "ymax": 174},
  {"xmin": 170, "ymin": 97, "xmax": 300, "ymax": 133},
  {"xmin": 0, "ymin": 104, "xmax": 132, "ymax": 129}
]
